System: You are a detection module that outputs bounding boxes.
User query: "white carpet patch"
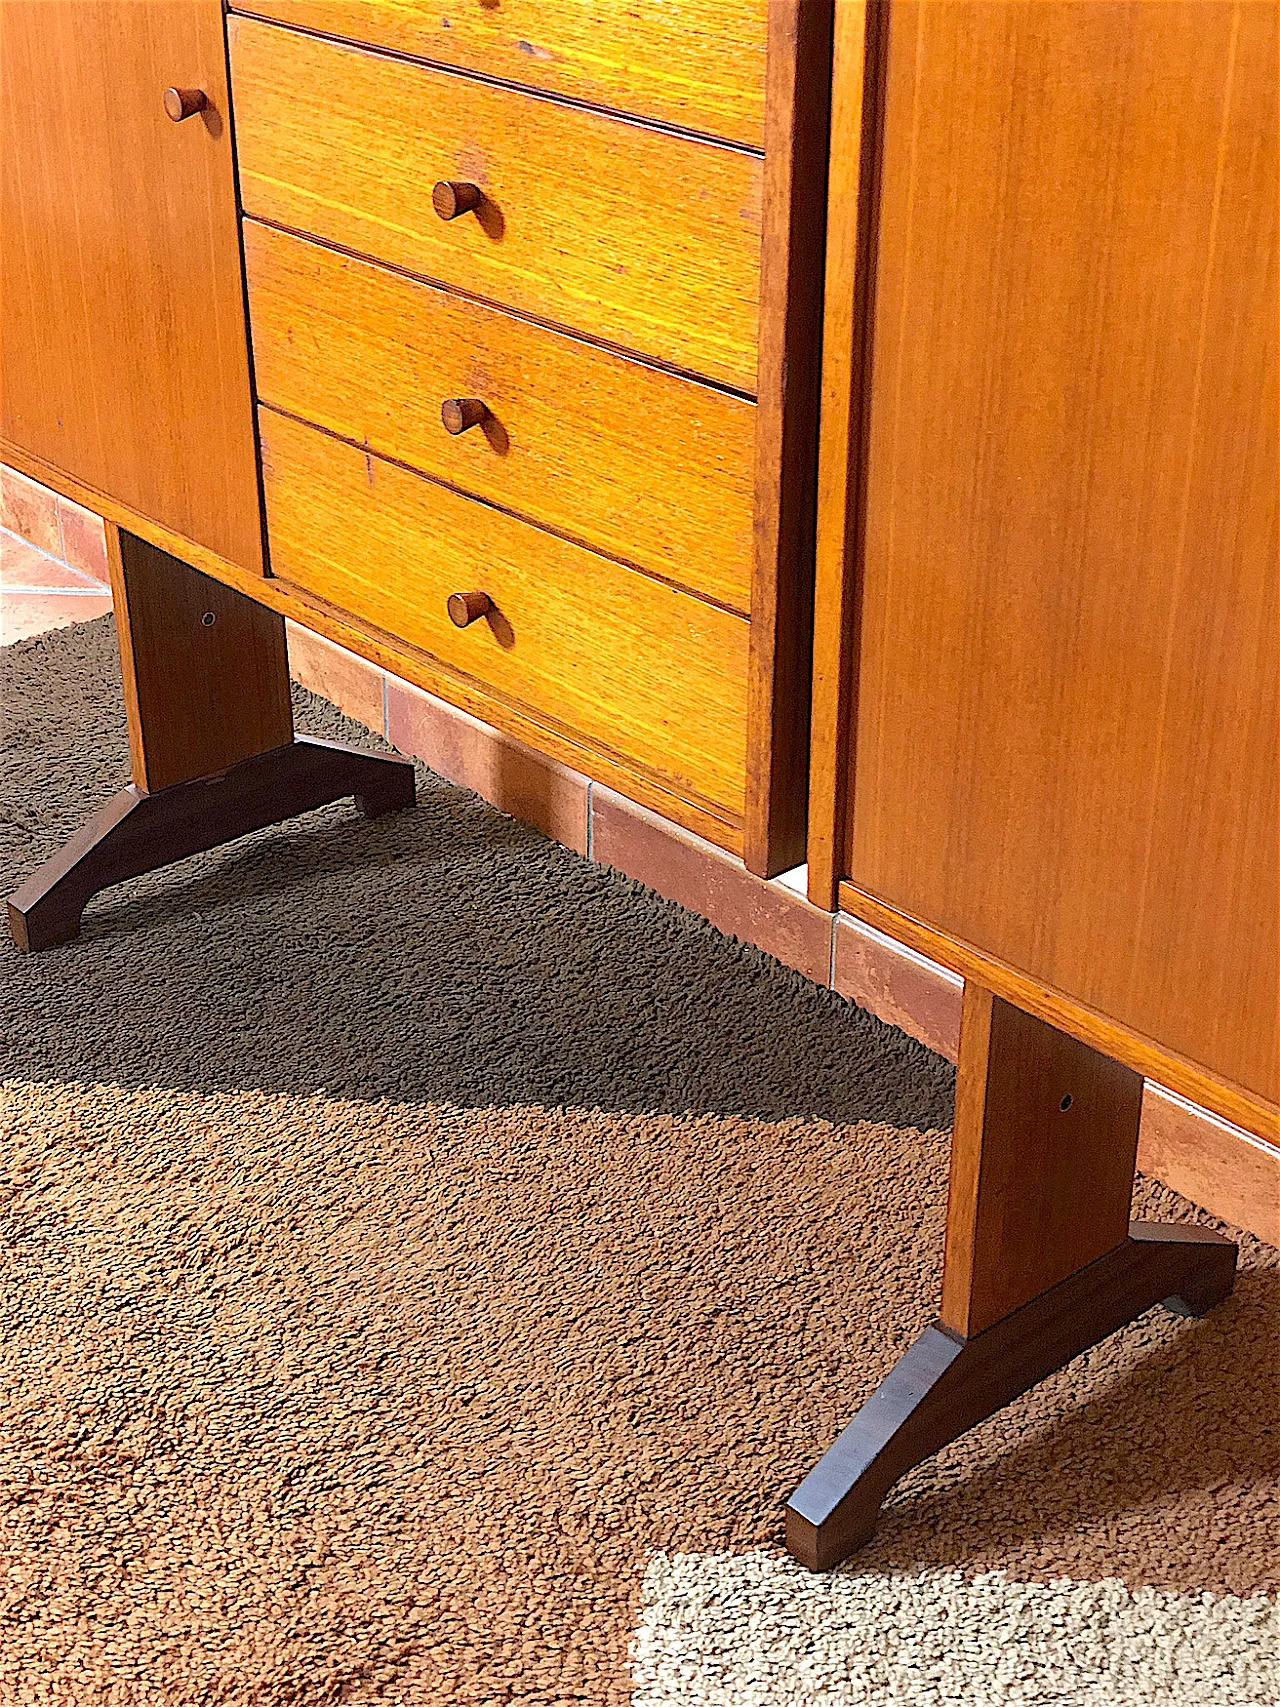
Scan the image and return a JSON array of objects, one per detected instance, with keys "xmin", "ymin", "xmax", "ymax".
[{"xmin": 630, "ymin": 1551, "xmax": 1279, "ymax": 1706}]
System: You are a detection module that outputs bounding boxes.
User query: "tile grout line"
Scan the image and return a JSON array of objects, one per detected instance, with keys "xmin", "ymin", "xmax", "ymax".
[
  {"xmin": 844, "ymin": 911, "xmax": 966, "ymax": 987},
  {"xmin": 3, "ymin": 585, "xmax": 113, "ymax": 597},
  {"xmin": 1, "ymin": 525, "xmax": 110, "ymax": 593}
]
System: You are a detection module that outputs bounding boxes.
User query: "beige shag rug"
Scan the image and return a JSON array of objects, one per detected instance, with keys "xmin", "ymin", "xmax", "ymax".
[{"xmin": 1, "ymin": 618, "xmax": 1276, "ymax": 1705}]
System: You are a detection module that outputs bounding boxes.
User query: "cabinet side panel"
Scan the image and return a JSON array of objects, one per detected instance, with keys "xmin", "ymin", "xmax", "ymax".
[{"xmin": 745, "ymin": 0, "xmax": 834, "ymax": 876}]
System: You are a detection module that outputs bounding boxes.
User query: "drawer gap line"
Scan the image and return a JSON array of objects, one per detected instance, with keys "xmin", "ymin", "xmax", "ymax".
[
  {"xmin": 255, "ymin": 402, "xmax": 752, "ymax": 621},
  {"xmin": 241, "ymin": 218, "xmax": 760, "ymax": 405},
  {"xmin": 227, "ymin": 8, "xmax": 767, "ymax": 158}
]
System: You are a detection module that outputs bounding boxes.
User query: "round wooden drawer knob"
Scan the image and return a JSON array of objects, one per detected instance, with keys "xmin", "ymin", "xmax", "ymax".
[
  {"xmin": 441, "ymin": 397, "xmax": 489, "ymax": 435},
  {"xmin": 448, "ymin": 590, "xmax": 493, "ymax": 628},
  {"xmin": 432, "ymin": 180, "xmax": 482, "ymax": 220},
  {"xmin": 163, "ymin": 87, "xmax": 208, "ymax": 122}
]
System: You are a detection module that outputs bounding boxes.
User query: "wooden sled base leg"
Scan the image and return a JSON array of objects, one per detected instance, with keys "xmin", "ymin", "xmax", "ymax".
[
  {"xmin": 787, "ymin": 982, "xmax": 1241, "ymax": 1572},
  {"xmin": 785, "ymin": 1225, "xmax": 1237, "ymax": 1572},
  {"xmin": 6, "ymin": 735, "xmax": 416, "ymax": 953}
]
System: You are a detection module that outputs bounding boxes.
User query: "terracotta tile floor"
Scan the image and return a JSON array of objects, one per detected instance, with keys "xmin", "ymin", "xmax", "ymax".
[{"xmin": 0, "ymin": 527, "xmax": 113, "ymax": 645}]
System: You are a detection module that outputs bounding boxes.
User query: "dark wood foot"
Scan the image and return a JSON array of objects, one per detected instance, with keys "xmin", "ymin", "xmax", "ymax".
[
  {"xmin": 785, "ymin": 1220, "xmax": 1237, "ymax": 1570},
  {"xmin": 6, "ymin": 735, "xmax": 415, "ymax": 952}
]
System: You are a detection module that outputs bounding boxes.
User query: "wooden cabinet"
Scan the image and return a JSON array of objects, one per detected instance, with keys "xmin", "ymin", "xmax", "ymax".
[
  {"xmin": 0, "ymin": 0, "xmax": 830, "ymax": 873},
  {"xmin": 811, "ymin": 1, "xmax": 1279, "ymax": 1138},
  {"xmin": 0, "ymin": 0, "xmax": 263, "ymax": 573},
  {"xmin": 786, "ymin": 2, "xmax": 1273, "ymax": 1575},
  {"xmin": 3, "ymin": 0, "xmax": 1271, "ymax": 1581},
  {"xmin": 222, "ymin": 1, "xmax": 830, "ymax": 867},
  {"xmin": 2, "ymin": 0, "xmax": 830, "ymax": 876}
]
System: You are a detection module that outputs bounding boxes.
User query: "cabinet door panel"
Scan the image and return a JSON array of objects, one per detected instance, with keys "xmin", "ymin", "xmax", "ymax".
[
  {"xmin": 1, "ymin": 1, "xmax": 262, "ymax": 572},
  {"xmin": 848, "ymin": 1, "xmax": 1278, "ymax": 1102}
]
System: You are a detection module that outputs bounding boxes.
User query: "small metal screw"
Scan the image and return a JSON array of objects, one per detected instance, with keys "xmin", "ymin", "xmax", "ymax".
[{"xmin": 201, "ymin": 611, "xmax": 216, "ymax": 627}]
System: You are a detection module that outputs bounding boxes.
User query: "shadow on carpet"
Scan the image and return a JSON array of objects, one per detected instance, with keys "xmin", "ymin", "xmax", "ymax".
[{"xmin": 1, "ymin": 617, "xmax": 954, "ymax": 1127}]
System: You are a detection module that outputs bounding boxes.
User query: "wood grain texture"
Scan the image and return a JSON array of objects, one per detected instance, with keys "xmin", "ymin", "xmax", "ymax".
[
  {"xmin": 742, "ymin": 0, "xmax": 833, "ymax": 877},
  {"xmin": 941, "ymin": 987, "xmax": 1144, "ymax": 1339},
  {"xmin": 228, "ymin": 15, "xmax": 763, "ymax": 391},
  {"xmin": 232, "ymin": 0, "xmax": 768, "ymax": 148},
  {"xmin": 838, "ymin": 877, "xmax": 1280, "ymax": 1147},
  {"xmin": 258, "ymin": 409, "xmax": 749, "ymax": 815},
  {"xmin": 1, "ymin": 437, "xmax": 746, "ymax": 855},
  {"xmin": 846, "ymin": 1, "xmax": 1279, "ymax": 1104},
  {"xmin": 107, "ymin": 528, "xmax": 293, "ymax": 793},
  {"xmin": 805, "ymin": 0, "xmax": 883, "ymax": 909},
  {"xmin": 242, "ymin": 222, "xmax": 755, "ymax": 611},
  {"xmin": 0, "ymin": 1, "xmax": 263, "ymax": 572}
]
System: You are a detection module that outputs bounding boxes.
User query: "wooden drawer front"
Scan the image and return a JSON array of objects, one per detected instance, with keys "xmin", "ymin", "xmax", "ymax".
[
  {"xmin": 244, "ymin": 223, "xmax": 755, "ymax": 612},
  {"xmin": 232, "ymin": 0, "xmax": 768, "ymax": 149},
  {"xmin": 259, "ymin": 410, "xmax": 749, "ymax": 812},
  {"xmin": 229, "ymin": 17, "xmax": 763, "ymax": 392}
]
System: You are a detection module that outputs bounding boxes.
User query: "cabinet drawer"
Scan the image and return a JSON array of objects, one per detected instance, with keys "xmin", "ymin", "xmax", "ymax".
[
  {"xmin": 245, "ymin": 222, "xmax": 755, "ymax": 612},
  {"xmin": 233, "ymin": 0, "xmax": 768, "ymax": 148},
  {"xmin": 259, "ymin": 410, "xmax": 749, "ymax": 813},
  {"xmin": 229, "ymin": 16, "xmax": 763, "ymax": 392}
]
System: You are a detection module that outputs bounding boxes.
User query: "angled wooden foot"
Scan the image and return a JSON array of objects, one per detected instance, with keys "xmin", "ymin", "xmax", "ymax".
[
  {"xmin": 786, "ymin": 984, "xmax": 1239, "ymax": 1571},
  {"xmin": 7, "ymin": 736, "xmax": 415, "ymax": 952},
  {"xmin": 6, "ymin": 527, "xmax": 414, "ymax": 953},
  {"xmin": 785, "ymin": 1221, "xmax": 1236, "ymax": 1570}
]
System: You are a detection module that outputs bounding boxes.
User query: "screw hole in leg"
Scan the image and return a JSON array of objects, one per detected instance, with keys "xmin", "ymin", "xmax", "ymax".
[
  {"xmin": 1060, "ymin": 1094, "xmax": 1073, "ymax": 1112},
  {"xmin": 201, "ymin": 612, "xmax": 216, "ymax": 627}
]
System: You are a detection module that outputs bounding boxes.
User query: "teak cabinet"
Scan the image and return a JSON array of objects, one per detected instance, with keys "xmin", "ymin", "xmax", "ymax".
[
  {"xmin": 2, "ymin": 0, "xmax": 1275, "ymax": 1577},
  {"xmin": 1, "ymin": 0, "xmax": 830, "ymax": 874}
]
